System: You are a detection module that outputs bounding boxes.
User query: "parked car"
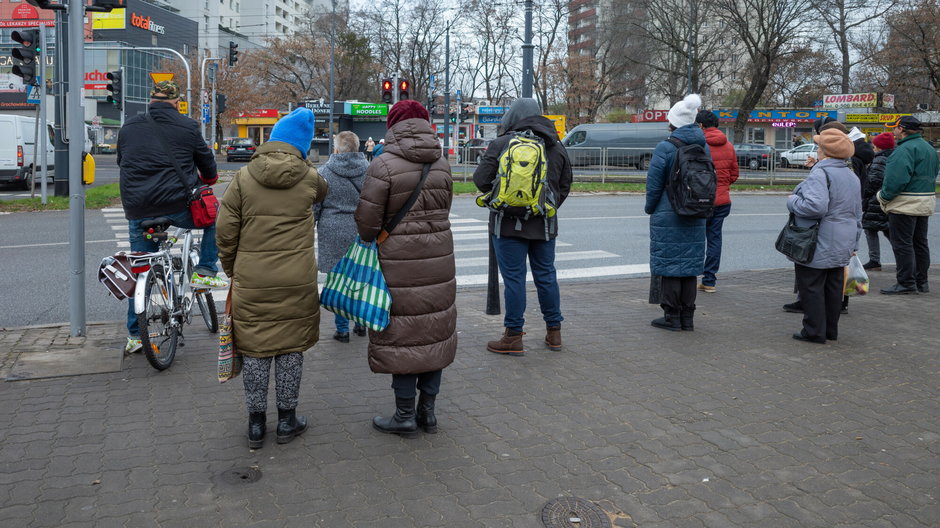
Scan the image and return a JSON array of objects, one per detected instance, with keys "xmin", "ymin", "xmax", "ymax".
[
  {"xmin": 779, "ymin": 144, "xmax": 819, "ymax": 168},
  {"xmin": 734, "ymin": 143, "xmax": 777, "ymax": 170},
  {"xmin": 562, "ymin": 123, "xmax": 670, "ymax": 169},
  {"xmin": 225, "ymin": 138, "xmax": 256, "ymax": 162},
  {"xmin": 459, "ymin": 138, "xmax": 491, "ymax": 163}
]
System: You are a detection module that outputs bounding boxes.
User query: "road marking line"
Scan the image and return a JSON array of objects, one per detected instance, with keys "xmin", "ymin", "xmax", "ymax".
[
  {"xmin": 454, "ymin": 241, "xmax": 572, "ymax": 252},
  {"xmin": 451, "ymin": 225, "xmax": 489, "ymax": 232},
  {"xmin": 564, "ymin": 213, "xmax": 788, "ymax": 221},
  {"xmin": 457, "ymin": 250, "xmax": 619, "ymax": 267},
  {"xmin": 449, "ymin": 218, "xmax": 485, "ymax": 224},
  {"xmin": 456, "ymin": 264, "xmax": 650, "ymax": 286}
]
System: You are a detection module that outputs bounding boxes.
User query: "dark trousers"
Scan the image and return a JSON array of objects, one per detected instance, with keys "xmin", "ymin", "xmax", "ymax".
[
  {"xmin": 888, "ymin": 214, "xmax": 930, "ymax": 288},
  {"xmin": 794, "ymin": 264, "xmax": 844, "ymax": 340},
  {"xmin": 702, "ymin": 204, "xmax": 731, "ymax": 286},
  {"xmin": 659, "ymin": 276, "xmax": 697, "ymax": 314},
  {"xmin": 391, "ymin": 369, "xmax": 442, "ymax": 399}
]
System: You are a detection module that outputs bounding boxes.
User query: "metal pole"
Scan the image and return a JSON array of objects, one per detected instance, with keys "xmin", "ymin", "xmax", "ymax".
[
  {"xmin": 329, "ymin": 0, "xmax": 336, "ymax": 154},
  {"xmin": 209, "ymin": 63, "xmax": 217, "ymax": 151},
  {"xmin": 392, "ymin": 71, "xmax": 399, "ymax": 106},
  {"xmin": 39, "ymin": 23, "xmax": 48, "ymax": 204},
  {"xmin": 119, "ymin": 65, "xmax": 125, "ymax": 127},
  {"xmin": 53, "ymin": 9, "xmax": 69, "ymax": 197},
  {"xmin": 521, "ymin": 0, "xmax": 534, "ymax": 98},
  {"xmin": 687, "ymin": 0, "xmax": 694, "ymax": 95},
  {"xmin": 68, "ymin": 0, "xmax": 86, "ymax": 336},
  {"xmin": 200, "ymin": 57, "xmax": 207, "ymax": 140},
  {"xmin": 31, "ymin": 104, "xmax": 40, "ymax": 199},
  {"xmin": 443, "ymin": 26, "xmax": 450, "ymax": 155}
]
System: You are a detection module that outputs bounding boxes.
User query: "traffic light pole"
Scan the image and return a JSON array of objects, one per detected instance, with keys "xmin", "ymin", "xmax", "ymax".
[
  {"xmin": 392, "ymin": 72, "xmax": 399, "ymax": 106},
  {"xmin": 68, "ymin": 0, "xmax": 86, "ymax": 336},
  {"xmin": 39, "ymin": 23, "xmax": 48, "ymax": 205},
  {"xmin": 443, "ymin": 27, "xmax": 450, "ymax": 156},
  {"xmin": 119, "ymin": 65, "xmax": 125, "ymax": 127},
  {"xmin": 209, "ymin": 63, "xmax": 217, "ymax": 151},
  {"xmin": 53, "ymin": 9, "xmax": 69, "ymax": 198},
  {"xmin": 200, "ymin": 57, "xmax": 221, "ymax": 142}
]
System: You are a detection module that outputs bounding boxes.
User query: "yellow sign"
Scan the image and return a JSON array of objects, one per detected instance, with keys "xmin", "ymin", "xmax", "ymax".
[
  {"xmin": 544, "ymin": 114, "xmax": 566, "ymax": 140},
  {"xmin": 92, "ymin": 8, "xmax": 126, "ymax": 30},
  {"xmin": 150, "ymin": 72, "xmax": 175, "ymax": 84},
  {"xmin": 178, "ymin": 101, "xmax": 188, "ymax": 114},
  {"xmin": 845, "ymin": 113, "xmax": 911, "ymax": 123}
]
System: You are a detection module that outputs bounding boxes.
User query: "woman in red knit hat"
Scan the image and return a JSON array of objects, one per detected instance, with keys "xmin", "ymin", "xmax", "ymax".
[{"xmin": 861, "ymin": 132, "xmax": 897, "ymax": 270}]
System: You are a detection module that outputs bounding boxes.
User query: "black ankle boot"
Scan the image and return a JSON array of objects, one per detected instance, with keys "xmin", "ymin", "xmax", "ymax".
[
  {"xmin": 416, "ymin": 393, "xmax": 437, "ymax": 434},
  {"xmin": 372, "ymin": 396, "xmax": 418, "ymax": 437},
  {"xmin": 276, "ymin": 408, "xmax": 307, "ymax": 444},
  {"xmin": 651, "ymin": 311, "xmax": 681, "ymax": 331},
  {"xmin": 248, "ymin": 412, "xmax": 266, "ymax": 449},
  {"xmin": 679, "ymin": 308, "xmax": 694, "ymax": 331}
]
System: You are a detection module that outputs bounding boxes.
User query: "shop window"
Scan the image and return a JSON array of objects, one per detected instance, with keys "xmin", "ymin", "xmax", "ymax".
[
  {"xmin": 774, "ymin": 127, "xmax": 793, "ymax": 150},
  {"xmin": 747, "ymin": 127, "xmax": 765, "ymax": 144}
]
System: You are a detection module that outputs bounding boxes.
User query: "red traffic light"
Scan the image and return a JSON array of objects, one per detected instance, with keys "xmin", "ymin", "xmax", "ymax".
[
  {"xmin": 398, "ymin": 80, "xmax": 409, "ymax": 91},
  {"xmin": 382, "ymin": 80, "xmax": 393, "ymax": 91}
]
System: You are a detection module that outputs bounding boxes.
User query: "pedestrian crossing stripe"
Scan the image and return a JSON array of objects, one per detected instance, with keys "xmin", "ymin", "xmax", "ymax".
[
  {"xmin": 456, "ymin": 264, "xmax": 651, "ymax": 286},
  {"xmin": 456, "ymin": 250, "xmax": 618, "ymax": 267}
]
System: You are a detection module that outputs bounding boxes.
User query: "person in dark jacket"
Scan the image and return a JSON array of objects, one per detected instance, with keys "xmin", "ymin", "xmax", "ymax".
[
  {"xmin": 787, "ymin": 128, "xmax": 862, "ymax": 344},
  {"xmin": 695, "ymin": 109, "xmax": 739, "ymax": 293},
  {"xmin": 646, "ymin": 94, "xmax": 708, "ymax": 331},
  {"xmin": 117, "ymin": 81, "xmax": 227, "ymax": 355},
  {"xmin": 216, "ymin": 107, "xmax": 329, "ymax": 448},
  {"xmin": 355, "ymin": 100, "xmax": 457, "ymax": 437},
  {"xmin": 861, "ymin": 132, "xmax": 895, "ymax": 270},
  {"xmin": 473, "ymin": 98, "xmax": 573, "ymax": 355},
  {"xmin": 314, "ymin": 131, "xmax": 369, "ymax": 342}
]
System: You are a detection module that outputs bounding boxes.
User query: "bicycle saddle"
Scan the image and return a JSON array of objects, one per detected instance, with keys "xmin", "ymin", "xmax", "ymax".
[{"xmin": 140, "ymin": 217, "xmax": 172, "ymax": 232}]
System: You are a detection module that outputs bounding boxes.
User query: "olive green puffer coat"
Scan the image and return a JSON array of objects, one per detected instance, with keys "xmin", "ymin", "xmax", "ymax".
[{"xmin": 216, "ymin": 141, "xmax": 329, "ymax": 358}]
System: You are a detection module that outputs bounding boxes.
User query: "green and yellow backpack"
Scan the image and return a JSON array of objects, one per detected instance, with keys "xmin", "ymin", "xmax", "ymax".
[{"xmin": 476, "ymin": 130, "xmax": 556, "ymax": 221}]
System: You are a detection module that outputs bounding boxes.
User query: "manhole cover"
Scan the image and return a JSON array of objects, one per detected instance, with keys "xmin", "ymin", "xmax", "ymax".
[
  {"xmin": 541, "ymin": 497, "xmax": 611, "ymax": 528},
  {"xmin": 218, "ymin": 467, "xmax": 262, "ymax": 484}
]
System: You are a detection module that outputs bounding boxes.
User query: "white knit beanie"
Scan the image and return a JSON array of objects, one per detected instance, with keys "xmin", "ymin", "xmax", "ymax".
[{"xmin": 667, "ymin": 94, "xmax": 703, "ymax": 128}]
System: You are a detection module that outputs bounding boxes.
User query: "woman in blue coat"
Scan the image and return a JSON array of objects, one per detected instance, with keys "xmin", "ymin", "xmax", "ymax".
[{"xmin": 645, "ymin": 94, "xmax": 708, "ymax": 331}]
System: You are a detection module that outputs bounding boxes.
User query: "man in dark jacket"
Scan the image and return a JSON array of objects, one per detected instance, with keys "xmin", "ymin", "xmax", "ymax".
[
  {"xmin": 473, "ymin": 98, "xmax": 573, "ymax": 356},
  {"xmin": 877, "ymin": 115, "xmax": 938, "ymax": 294},
  {"xmin": 118, "ymin": 81, "xmax": 227, "ymax": 354}
]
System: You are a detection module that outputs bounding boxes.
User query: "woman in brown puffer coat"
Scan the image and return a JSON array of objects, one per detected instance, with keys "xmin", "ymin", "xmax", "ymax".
[
  {"xmin": 355, "ymin": 100, "xmax": 457, "ymax": 437},
  {"xmin": 216, "ymin": 108, "xmax": 328, "ymax": 449}
]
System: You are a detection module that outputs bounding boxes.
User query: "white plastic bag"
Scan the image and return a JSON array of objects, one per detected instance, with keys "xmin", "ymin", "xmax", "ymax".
[{"xmin": 844, "ymin": 254, "xmax": 870, "ymax": 296}]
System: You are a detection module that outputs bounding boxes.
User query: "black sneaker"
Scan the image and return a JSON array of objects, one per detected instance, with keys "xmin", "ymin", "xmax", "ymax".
[
  {"xmin": 353, "ymin": 324, "xmax": 367, "ymax": 337},
  {"xmin": 862, "ymin": 261, "xmax": 882, "ymax": 271},
  {"xmin": 783, "ymin": 301, "xmax": 803, "ymax": 313},
  {"xmin": 917, "ymin": 283, "xmax": 929, "ymax": 293},
  {"xmin": 333, "ymin": 331, "xmax": 350, "ymax": 343}
]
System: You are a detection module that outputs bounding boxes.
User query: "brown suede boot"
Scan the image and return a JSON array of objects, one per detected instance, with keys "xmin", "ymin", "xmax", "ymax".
[
  {"xmin": 486, "ymin": 328, "xmax": 525, "ymax": 356},
  {"xmin": 545, "ymin": 325, "xmax": 562, "ymax": 351}
]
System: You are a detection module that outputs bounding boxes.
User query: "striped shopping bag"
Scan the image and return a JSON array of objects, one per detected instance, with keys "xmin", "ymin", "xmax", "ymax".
[{"xmin": 320, "ymin": 236, "xmax": 392, "ymax": 332}]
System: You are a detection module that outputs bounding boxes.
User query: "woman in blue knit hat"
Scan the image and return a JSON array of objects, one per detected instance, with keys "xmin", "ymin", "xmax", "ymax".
[{"xmin": 216, "ymin": 107, "xmax": 329, "ymax": 449}]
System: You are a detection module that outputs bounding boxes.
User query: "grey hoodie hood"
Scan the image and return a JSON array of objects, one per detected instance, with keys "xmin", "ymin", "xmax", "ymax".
[
  {"xmin": 500, "ymin": 98, "xmax": 542, "ymax": 134},
  {"xmin": 323, "ymin": 152, "xmax": 369, "ymax": 179}
]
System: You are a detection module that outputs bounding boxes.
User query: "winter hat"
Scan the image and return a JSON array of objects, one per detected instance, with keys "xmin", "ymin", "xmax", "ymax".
[
  {"xmin": 694, "ymin": 109, "xmax": 718, "ymax": 128},
  {"xmin": 813, "ymin": 128, "xmax": 854, "ymax": 160},
  {"xmin": 666, "ymin": 94, "xmax": 702, "ymax": 128},
  {"xmin": 812, "ymin": 116, "xmax": 836, "ymax": 134},
  {"xmin": 820, "ymin": 120, "xmax": 849, "ymax": 134},
  {"xmin": 387, "ymin": 100, "xmax": 430, "ymax": 129},
  {"xmin": 847, "ymin": 127, "xmax": 865, "ymax": 142},
  {"xmin": 150, "ymin": 80, "xmax": 180, "ymax": 100},
  {"xmin": 872, "ymin": 132, "xmax": 895, "ymax": 150},
  {"xmin": 269, "ymin": 107, "xmax": 316, "ymax": 159}
]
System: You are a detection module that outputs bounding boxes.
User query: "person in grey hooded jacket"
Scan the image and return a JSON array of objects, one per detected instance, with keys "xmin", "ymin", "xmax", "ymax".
[
  {"xmin": 786, "ymin": 128, "xmax": 862, "ymax": 344},
  {"xmin": 314, "ymin": 131, "xmax": 370, "ymax": 342}
]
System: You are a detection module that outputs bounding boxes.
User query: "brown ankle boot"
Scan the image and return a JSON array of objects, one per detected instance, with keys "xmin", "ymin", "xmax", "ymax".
[
  {"xmin": 545, "ymin": 325, "xmax": 562, "ymax": 351},
  {"xmin": 486, "ymin": 328, "xmax": 524, "ymax": 356}
]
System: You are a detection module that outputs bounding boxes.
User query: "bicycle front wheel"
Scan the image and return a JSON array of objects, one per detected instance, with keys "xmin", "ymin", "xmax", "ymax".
[
  {"xmin": 139, "ymin": 265, "xmax": 179, "ymax": 371},
  {"xmin": 196, "ymin": 291, "xmax": 219, "ymax": 333}
]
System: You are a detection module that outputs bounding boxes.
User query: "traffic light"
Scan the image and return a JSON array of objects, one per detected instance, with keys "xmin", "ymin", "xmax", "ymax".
[
  {"xmin": 381, "ymin": 79, "xmax": 393, "ymax": 104},
  {"xmin": 449, "ymin": 112, "xmax": 457, "ymax": 124},
  {"xmin": 398, "ymin": 79, "xmax": 410, "ymax": 101},
  {"xmin": 459, "ymin": 104, "xmax": 470, "ymax": 122},
  {"xmin": 11, "ymin": 29, "xmax": 40, "ymax": 86},
  {"xmin": 106, "ymin": 71, "xmax": 122, "ymax": 107},
  {"xmin": 216, "ymin": 94, "xmax": 227, "ymax": 114},
  {"xmin": 228, "ymin": 41, "xmax": 239, "ymax": 67}
]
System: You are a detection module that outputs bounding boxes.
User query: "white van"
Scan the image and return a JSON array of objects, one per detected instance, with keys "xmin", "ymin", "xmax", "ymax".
[{"xmin": 0, "ymin": 114, "xmax": 56, "ymax": 189}]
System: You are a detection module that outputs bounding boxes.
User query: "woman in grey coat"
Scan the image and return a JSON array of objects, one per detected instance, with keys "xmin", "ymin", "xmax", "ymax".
[
  {"xmin": 314, "ymin": 131, "xmax": 370, "ymax": 342},
  {"xmin": 786, "ymin": 128, "xmax": 862, "ymax": 344}
]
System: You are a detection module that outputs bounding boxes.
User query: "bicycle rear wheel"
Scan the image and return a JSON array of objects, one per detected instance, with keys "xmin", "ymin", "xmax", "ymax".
[
  {"xmin": 196, "ymin": 291, "xmax": 219, "ymax": 333},
  {"xmin": 139, "ymin": 265, "xmax": 179, "ymax": 371}
]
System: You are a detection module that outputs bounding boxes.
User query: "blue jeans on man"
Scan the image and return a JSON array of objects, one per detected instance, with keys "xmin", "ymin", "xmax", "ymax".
[
  {"xmin": 702, "ymin": 204, "xmax": 731, "ymax": 287},
  {"xmin": 491, "ymin": 235, "xmax": 563, "ymax": 331},
  {"xmin": 126, "ymin": 210, "xmax": 220, "ymax": 336}
]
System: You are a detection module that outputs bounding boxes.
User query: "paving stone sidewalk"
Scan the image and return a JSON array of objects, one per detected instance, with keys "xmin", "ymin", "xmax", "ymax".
[{"xmin": 1, "ymin": 267, "xmax": 938, "ymax": 527}]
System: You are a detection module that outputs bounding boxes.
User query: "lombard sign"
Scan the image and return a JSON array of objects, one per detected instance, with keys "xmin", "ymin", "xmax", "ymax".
[
  {"xmin": 477, "ymin": 106, "xmax": 507, "ymax": 115},
  {"xmin": 714, "ymin": 109, "xmax": 838, "ymax": 122},
  {"xmin": 347, "ymin": 103, "xmax": 388, "ymax": 117},
  {"xmin": 822, "ymin": 92, "xmax": 878, "ymax": 108},
  {"xmin": 632, "ymin": 110, "xmax": 669, "ymax": 122}
]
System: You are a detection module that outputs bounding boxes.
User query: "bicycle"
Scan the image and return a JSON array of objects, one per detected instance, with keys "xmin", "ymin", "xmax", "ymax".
[{"xmin": 128, "ymin": 217, "xmax": 219, "ymax": 370}]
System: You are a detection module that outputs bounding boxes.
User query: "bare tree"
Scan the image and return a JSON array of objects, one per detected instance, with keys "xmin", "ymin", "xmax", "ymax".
[
  {"xmin": 762, "ymin": 42, "xmax": 842, "ymax": 106},
  {"xmin": 879, "ymin": 0, "xmax": 940, "ymax": 107},
  {"xmin": 713, "ymin": 0, "xmax": 811, "ymax": 139},
  {"xmin": 532, "ymin": 0, "xmax": 571, "ymax": 110},
  {"xmin": 810, "ymin": 0, "xmax": 900, "ymax": 93}
]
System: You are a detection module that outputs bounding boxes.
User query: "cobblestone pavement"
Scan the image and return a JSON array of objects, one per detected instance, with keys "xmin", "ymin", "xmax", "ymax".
[{"xmin": 1, "ymin": 267, "xmax": 938, "ymax": 527}]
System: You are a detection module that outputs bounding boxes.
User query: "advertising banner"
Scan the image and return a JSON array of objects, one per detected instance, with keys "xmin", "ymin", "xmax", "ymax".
[
  {"xmin": 714, "ymin": 109, "xmax": 838, "ymax": 122},
  {"xmin": 822, "ymin": 93, "xmax": 878, "ymax": 108},
  {"xmin": 845, "ymin": 113, "xmax": 911, "ymax": 123},
  {"xmin": 347, "ymin": 103, "xmax": 388, "ymax": 117},
  {"xmin": 477, "ymin": 106, "xmax": 507, "ymax": 115}
]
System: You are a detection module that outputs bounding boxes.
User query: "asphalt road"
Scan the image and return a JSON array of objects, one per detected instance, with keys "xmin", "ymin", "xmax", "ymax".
[{"xmin": 3, "ymin": 194, "xmax": 936, "ymax": 328}]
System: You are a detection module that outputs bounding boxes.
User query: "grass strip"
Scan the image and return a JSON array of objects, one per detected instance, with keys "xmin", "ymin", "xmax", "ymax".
[{"xmin": 0, "ymin": 183, "xmax": 122, "ymax": 212}]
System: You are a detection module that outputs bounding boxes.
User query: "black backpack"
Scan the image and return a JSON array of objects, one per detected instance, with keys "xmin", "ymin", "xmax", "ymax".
[{"xmin": 665, "ymin": 137, "xmax": 717, "ymax": 217}]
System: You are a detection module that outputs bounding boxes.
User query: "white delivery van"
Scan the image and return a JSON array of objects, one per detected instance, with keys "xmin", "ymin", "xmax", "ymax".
[{"xmin": 0, "ymin": 113, "xmax": 56, "ymax": 189}]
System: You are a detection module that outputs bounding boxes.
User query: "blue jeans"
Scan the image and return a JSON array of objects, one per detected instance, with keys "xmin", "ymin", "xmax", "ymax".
[
  {"xmin": 126, "ymin": 210, "xmax": 220, "ymax": 337},
  {"xmin": 335, "ymin": 313, "xmax": 349, "ymax": 333},
  {"xmin": 492, "ymin": 235, "xmax": 562, "ymax": 331},
  {"xmin": 702, "ymin": 204, "xmax": 731, "ymax": 287}
]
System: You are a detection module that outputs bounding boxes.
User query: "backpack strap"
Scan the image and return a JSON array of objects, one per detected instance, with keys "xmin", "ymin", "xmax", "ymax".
[{"xmin": 667, "ymin": 137, "xmax": 685, "ymax": 148}]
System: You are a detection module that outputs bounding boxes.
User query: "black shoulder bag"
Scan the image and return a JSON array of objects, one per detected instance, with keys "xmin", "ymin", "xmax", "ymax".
[
  {"xmin": 775, "ymin": 170, "xmax": 831, "ymax": 264},
  {"xmin": 145, "ymin": 113, "xmax": 219, "ymax": 227},
  {"xmin": 376, "ymin": 162, "xmax": 431, "ymax": 244}
]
